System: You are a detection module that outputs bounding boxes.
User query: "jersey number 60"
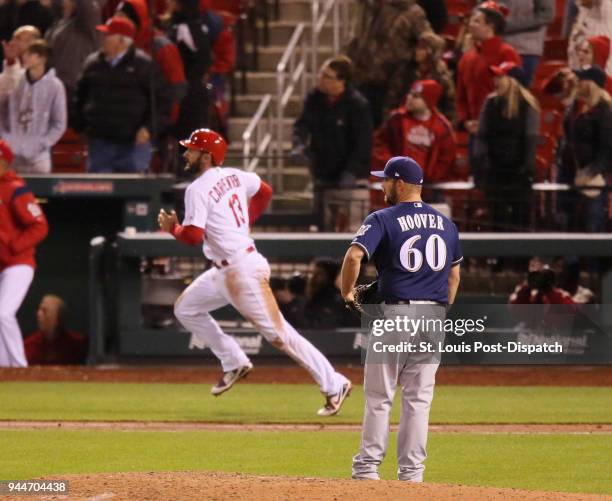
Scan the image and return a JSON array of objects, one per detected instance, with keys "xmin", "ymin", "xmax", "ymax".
[{"xmin": 399, "ymin": 234, "xmax": 447, "ymax": 272}]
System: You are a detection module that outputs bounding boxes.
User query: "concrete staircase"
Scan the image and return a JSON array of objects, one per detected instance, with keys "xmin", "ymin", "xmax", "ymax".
[{"xmin": 225, "ymin": 0, "xmax": 337, "ymax": 213}]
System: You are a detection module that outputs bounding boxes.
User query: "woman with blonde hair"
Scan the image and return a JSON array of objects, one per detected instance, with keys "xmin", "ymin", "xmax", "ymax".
[
  {"xmin": 388, "ymin": 31, "xmax": 455, "ymax": 120},
  {"xmin": 473, "ymin": 62, "xmax": 540, "ymax": 230},
  {"xmin": 560, "ymin": 66, "xmax": 612, "ymax": 231}
]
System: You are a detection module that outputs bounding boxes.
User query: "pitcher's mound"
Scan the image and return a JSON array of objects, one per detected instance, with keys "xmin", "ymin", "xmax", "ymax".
[{"xmin": 14, "ymin": 471, "xmax": 608, "ymax": 500}]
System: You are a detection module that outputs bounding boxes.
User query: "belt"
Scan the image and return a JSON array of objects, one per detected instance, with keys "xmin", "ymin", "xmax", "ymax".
[
  {"xmin": 385, "ymin": 300, "xmax": 444, "ymax": 305},
  {"xmin": 213, "ymin": 245, "xmax": 255, "ymax": 268}
]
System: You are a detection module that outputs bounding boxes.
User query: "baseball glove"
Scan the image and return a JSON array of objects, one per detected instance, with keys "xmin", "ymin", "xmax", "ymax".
[{"xmin": 345, "ymin": 281, "xmax": 380, "ymax": 318}]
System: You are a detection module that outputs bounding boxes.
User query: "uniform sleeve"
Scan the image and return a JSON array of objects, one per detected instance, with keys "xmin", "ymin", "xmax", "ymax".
[
  {"xmin": 351, "ymin": 213, "xmax": 384, "ymax": 260},
  {"xmin": 242, "ymin": 171, "xmax": 262, "ymax": 197},
  {"xmin": 183, "ymin": 185, "xmax": 208, "ymax": 229},
  {"xmin": 451, "ymin": 223, "xmax": 463, "ymax": 266},
  {"xmin": 9, "ymin": 189, "xmax": 49, "ymax": 254}
]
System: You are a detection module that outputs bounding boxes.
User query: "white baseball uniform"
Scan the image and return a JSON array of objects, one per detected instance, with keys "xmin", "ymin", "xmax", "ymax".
[{"xmin": 174, "ymin": 167, "xmax": 349, "ymax": 396}]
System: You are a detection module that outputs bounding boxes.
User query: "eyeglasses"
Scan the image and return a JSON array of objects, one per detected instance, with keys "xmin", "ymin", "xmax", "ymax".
[{"xmin": 318, "ymin": 71, "xmax": 339, "ymax": 80}]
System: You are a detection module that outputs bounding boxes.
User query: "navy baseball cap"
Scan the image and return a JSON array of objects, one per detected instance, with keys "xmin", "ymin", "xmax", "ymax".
[
  {"xmin": 371, "ymin": 156, "xmax": 424, "ymax": 185},
  {"xmin": 574, "ymin": 65, "xmax": 607, "ymax": 89}
]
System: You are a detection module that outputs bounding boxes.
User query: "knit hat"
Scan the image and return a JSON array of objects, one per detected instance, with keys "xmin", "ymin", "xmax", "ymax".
[
  {"xmin": 0, "ymin": 139, "xmax": 14, "ymax": 166},
  {"xmin": 410, "ymin": 80, "xmax": 443, "ymax": 110},
  {"xmin": 490, "ymin": 61, "xmax": 528, "ymax": 86},
  {"xmin": 587, "ymin": 36, "xmax": 611, "ymax": 70},
  {"xmin": 574, "ymin": 65, "xmax": 607, "ymax": 89},
  {"xmin": 96, "ymin": 16, "xmax": 136, "ymax": 39}
]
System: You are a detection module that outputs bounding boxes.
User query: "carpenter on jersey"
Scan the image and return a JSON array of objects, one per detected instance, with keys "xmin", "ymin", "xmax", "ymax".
[
  {"xmin": 351, "ymin": 201, "xmax": 462, "ymax": 303},
  {"xmin": 183, "ymin": 167, "xmax": 261, "ymax": 261}
]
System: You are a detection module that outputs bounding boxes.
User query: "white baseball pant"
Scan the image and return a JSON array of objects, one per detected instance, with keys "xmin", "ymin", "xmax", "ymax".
[
  {"xmin": 352, "ymin": 304, "xmax": 445, "ymax": 481},
  {"xmin": 0, "ymin": 264, "xmax": 34, "ymax": 367},
  {"xmin": 174, "ymin": 251, "xmax": 348, "ymax": 396}
]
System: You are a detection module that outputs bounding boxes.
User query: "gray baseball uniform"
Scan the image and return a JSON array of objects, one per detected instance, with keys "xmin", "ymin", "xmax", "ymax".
[{"xmin": 349, "ymin": 199, "xmax": 462, "ymax": 481}]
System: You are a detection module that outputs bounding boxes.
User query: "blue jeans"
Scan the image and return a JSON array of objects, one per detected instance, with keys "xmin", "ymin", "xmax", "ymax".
[
  {"xmin": 87, "ymin": 138, "xmax": 152, "ymax": 173},
  {"xmin": 521, "ymin": 55, "xmax": 540, "ymax": 88}
]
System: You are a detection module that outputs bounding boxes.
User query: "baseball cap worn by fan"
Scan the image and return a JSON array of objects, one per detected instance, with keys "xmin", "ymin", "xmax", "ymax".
[
  {"xmin": 478, "ymin": 1, "xmax": 510, "ymax": 18},
  {"xmin": 96, "ymin": 16, "xmax": 136, "ymax": 38},
  {"xmin": 371, "ymin": 156, "xmax": 424, "ymax": 185},
  {"xmin": 574, "ymin": 65, "xmax": 607, "ymax": 89},
  {"xmin": 490, "ymin": 61, "xmax": 528, "ymax": 86},
  {"xmin": 0, "ymin": 139, "xmax": 14, "ymax": 166}
]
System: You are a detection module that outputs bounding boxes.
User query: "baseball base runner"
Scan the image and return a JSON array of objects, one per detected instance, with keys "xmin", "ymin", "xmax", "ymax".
[{"xmin": 158, "ymin": 128, "xmax": 352, "ymax": 416}]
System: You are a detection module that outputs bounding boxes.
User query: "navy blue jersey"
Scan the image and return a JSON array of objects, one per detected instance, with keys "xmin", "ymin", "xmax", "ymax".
[{"xmin": 351, "ymin": 202, "xmax": 462, "ymax": 303}]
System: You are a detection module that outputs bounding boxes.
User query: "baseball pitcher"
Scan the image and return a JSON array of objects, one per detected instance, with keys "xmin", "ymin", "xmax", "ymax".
[
  {"xmin": 340, "ymin": 156, "xmax": 462, "ymax": 480},
  {"xmin": 158, "ymin": 128, "xmax": 352, "ymax": 416}
]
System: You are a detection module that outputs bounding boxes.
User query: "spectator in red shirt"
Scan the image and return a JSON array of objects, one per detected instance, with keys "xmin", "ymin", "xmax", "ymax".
[
  {"xmin": 373, "ymin": 80, "xmax": 457, "ymax": 183},
  {"xmin": 0, "ymin": 139, "xmax": 48, "ymax": 367},
  {"xmin": 456, "ymin": 1, "xmax": 521, "ymax": 134},
  {"xmin": 25, "ymin": 294, "xmax": 88, "ymax": 365}
]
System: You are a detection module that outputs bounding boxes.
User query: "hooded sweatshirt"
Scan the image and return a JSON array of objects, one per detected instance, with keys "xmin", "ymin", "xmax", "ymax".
[
  {"xmin": 0, "ymin": 69, "xmax": 67, "ymax": 172},
  {"xmin": 569, "ymin": 0, "xmax": 612, "ymax": 74},
  {"xmin": 588, "ymin": 36, "xmax": 612, "ymax": 94}
]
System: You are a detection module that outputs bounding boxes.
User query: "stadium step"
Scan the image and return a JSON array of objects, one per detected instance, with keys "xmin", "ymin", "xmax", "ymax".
[
  {"xmin": 256, "ymin": 43, "xmax": 334, "ymax": 72},
  {"xmin": 276, "ymin": 0, "xmax": 317, "ymax": 21},
  {"xmin": 261, "ymin": 20, "xmax": 335, "ymax": 47},
  {"xmin": 233, "ymin": 94, "xmax": 303, "ymax": 117},
  {"xmin": 227, "ymin": 116, "xmax": 294, "ymax": 143}
]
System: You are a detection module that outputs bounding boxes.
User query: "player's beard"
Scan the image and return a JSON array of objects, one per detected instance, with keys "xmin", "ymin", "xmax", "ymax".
[
  {"xmin": 384, "ymin": 181, "xmax": 398, "ymax": 205},
  {"xmin": 184, "ymin": 153, "xmax": 201, "ymax": 172}
]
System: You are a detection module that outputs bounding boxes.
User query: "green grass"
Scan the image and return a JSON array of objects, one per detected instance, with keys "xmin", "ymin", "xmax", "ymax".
[
  {"xmin": 0, "ymin": 383, "xmax": 611, "ymax": 424},
  {"xmin": 0, "ymin": 430, "xmax": 611, "ymax": 494}
]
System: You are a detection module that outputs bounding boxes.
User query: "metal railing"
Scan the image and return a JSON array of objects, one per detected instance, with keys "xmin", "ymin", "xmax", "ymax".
[
  {"xmin": 242, "ymin": 94, "xmax": 274, "ymax": 176},
  {"xmin": 275, "ymin": 23, "xmax": 309, "ymax": 193},
  {"xmin": 238, "ymin": 0, "xmax": 354, "ymax": 195},
  {"xmin": 311, "ymin": 0, "xmax": 352, "ymax": 81}
]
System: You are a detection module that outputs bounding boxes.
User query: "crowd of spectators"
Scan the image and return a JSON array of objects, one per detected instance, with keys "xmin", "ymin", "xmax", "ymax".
[
  {"xmin": 0, "ymin": 0, "xmax": 236, "ymax": 174},
  {"xmin": 0, "ymin": 0, "xmax": 611, "ymax": 232},
  {"xmin": 293, "ymin": 0, "xmax": 612, "ymax": 232}
]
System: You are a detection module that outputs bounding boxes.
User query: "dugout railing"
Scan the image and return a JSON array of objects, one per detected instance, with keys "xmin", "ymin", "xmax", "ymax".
[{"xmin": 87, "ymin": 232, "xmax": 612, "ymax": 363}]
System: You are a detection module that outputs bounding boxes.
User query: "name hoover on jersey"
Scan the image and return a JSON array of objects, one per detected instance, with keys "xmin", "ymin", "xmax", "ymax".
[
  {"xmin": 209, "ymin": 174, "xmax": 242, "ymax": 203},
  {"xmin": 397, "ymin": 213, "xmax": 445, "ymax": 232}
]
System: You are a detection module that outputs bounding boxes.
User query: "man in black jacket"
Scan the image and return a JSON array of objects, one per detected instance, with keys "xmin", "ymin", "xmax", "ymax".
[
  {"xmin": 292, "ymin": 56, "xmax": 373, "ymax": 229},
  {"xmin": 74, "ymin": 16, "xmax": 170, "ymax": 173}
]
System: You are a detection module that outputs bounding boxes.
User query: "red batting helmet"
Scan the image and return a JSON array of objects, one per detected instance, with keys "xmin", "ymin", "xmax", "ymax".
[{"xmin": 180, "ymin": 129, "xmax": 227, "ymax": 165}]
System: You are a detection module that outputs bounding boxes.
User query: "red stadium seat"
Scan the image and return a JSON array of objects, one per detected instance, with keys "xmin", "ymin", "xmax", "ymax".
[
  {"xmin": 51, "ymin": 129, "xmax": 87, "ymax": 173},
  {"xmin": 543, "ymin": 38, "xmax": 568, "ymax": 61}
]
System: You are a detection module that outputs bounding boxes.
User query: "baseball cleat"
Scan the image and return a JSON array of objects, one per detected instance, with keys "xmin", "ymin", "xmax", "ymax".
[
  {"xmin": 317, "ymin": 381, "xmax": 352, "ymax": 416},
  {"xmin": 211, "ymin": 362, "xmax": 253, "ymax": 396}
]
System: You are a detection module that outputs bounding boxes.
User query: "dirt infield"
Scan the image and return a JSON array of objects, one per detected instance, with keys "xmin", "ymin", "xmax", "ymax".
[
  {"xmin": 2, "ymin": 364, "xmax": 612, "ymax": 385},
  {"xmin": 2, "ymin": 472, "xmax": 609, "ymax": 501},
  {"xmin": 1, "ymin": 420, "xmax": 611, "ymax": 434}
]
